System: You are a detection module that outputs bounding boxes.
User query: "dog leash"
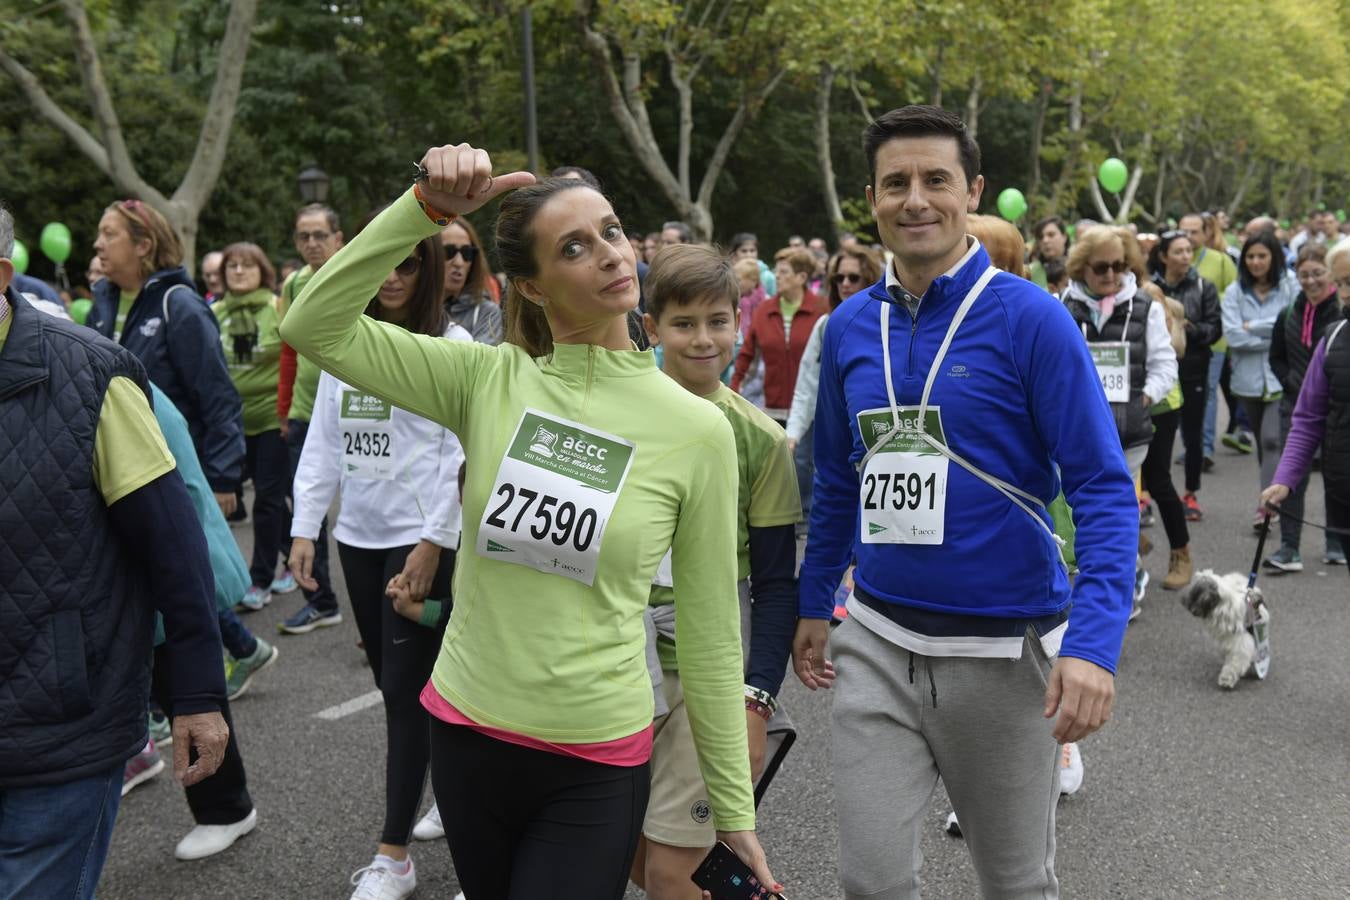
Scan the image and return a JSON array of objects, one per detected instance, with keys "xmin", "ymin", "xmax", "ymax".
[
  {"xmin": 1245, "ymin": 513, "xmax": 1273, "ymax": 680},
  {"xmin": 1264, "ymin": 501, "xmax": 1350, "ymax": 536}
]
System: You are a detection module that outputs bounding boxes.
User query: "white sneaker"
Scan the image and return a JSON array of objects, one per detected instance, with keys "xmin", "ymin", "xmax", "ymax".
[
  {"xmin": 174, "ymin": 808, "xmax": 258, "ymax": 860},
  {"xmin": 349, "ymin": 855, "xmax": 417, "ymax": 900},
  {"xmin": 412, "ymin": 802, "xmax": 444, "ymax": 841},
  {"xmin": 454, "ymin": 894, "xmax": 465, "ymax": 900},
  {"xmin": 1059, "ymin": 742, "xmax": 1084, "ymax": 795},
  {"xmin": 943, "ymin": 810, "xmax": 962, "ymax": 837}
]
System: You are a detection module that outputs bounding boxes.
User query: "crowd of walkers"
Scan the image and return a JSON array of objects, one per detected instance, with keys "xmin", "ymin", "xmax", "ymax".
[{"xmin": 3, "ymin": 103, "xmax": 1349, "ymax": 900}]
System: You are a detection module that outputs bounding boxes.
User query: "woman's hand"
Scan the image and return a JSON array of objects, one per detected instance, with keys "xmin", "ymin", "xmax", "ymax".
[
  {"xmin": 386, "ymin": 573, "xmax": 425, "ymax": 623},
  {"xmin": 705, "ymin": 831, "xmax": 782, "ymax": 899},
  {"xmin": 417, "ymin": 144, "xmax": 536, "ymax": 218},
  {"xmin": 289, "ymin": 538, "xmax": 318, "ymax": 591},
  {"xmin": 400, "ymin": 540, "xmax": 441, "ymax": 602},
  {"xmin": 214, "ymin": 491, "xmax": 237, "ymax": 518},
  {"xmin": 1261, "ymin": 483, "xmax": 1291, "ymax": 511},
  {"xmin": 746, "ymin": 709, "xmax": 769, "ymax": 782}
]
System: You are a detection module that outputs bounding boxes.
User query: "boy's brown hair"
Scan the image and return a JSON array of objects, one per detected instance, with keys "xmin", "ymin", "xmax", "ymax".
[{"xmin": 645, "ymin": 243, "xmax": 739, "ymax": 322}]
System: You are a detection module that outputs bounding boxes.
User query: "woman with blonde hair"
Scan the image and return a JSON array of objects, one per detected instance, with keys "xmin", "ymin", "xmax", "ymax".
[
  {"xmin": 968, "ymin": 214, "xmax": 1027, "ymax": 278},
  {"xmin": 1062, "ymin": 226, "xmax": 1178, "ymax": 617}
]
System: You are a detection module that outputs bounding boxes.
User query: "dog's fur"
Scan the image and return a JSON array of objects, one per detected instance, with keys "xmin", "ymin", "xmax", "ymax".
[{"xmin": 1179, "ymin": 569, "xmax": 1266, "ymax": 689}]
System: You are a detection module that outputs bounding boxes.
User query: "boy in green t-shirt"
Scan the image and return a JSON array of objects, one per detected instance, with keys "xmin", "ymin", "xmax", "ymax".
[{"xmin": 634, "ymin": 243, "xmax": 802, "ymax": 898}]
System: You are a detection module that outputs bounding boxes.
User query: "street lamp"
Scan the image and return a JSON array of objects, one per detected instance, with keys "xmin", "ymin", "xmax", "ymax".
[{"xmin": 297, "ymin": 165, "xmax": 330, "ymax": 203}]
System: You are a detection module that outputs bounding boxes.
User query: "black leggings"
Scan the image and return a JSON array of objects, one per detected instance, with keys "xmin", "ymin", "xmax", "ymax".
[
  {"xmin": 1326, "ymin": 492, "xmax": 1350, "ymax": 577},
  {"xmin": 337, "ymin": 541, "xmax": 454, "ymax": 846},
  {"xmin": 1179, "ymin": 372, "xmax": 1208, "ymax": 494},
  {"xmin": 1142, "ymin": 409, "xmax": 1190, "ymax": 551},
  {"xmin": 429, "ymin": 719, "xmax": 651, "ymax": 900}
]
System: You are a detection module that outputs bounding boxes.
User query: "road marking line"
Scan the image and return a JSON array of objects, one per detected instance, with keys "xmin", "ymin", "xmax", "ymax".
[{"xmin": 315, "ymin": 690, "xmax": 383, "ymax": 720}]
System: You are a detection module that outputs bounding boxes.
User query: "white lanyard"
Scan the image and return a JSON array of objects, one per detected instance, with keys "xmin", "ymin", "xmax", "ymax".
[{"xmin": 867, "ymin": 266, "xmax": 1065, "ymax": 557}]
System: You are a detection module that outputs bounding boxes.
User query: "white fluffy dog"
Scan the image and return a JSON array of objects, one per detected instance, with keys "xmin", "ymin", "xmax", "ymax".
[{"xmin": 1179, "ymin": 569, "xmax": 1267, "ymax": 689}]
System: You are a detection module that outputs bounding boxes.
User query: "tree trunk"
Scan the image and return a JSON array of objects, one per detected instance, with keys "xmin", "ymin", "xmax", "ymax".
[
  {"xmin": 929, "ymin": 44, "xmax": 944, "ymax": 106},
  {"xmin": 0, "ymin": 0, "xmax": 259, "ymax": 274},
  {"xmin": 964, "ymin": 74, "xmax": 982, "ymax": 140},
  {"xmin": 1027, "ymin": 78, "xmax": 1050, "ymax": 201},
  {"xmin": 1152, "ymin": 152, "xmax": 1168, "ymax": 223},
  {"xmin": 848, "ymin": 68, "xmax": 875, "ymax": 124},
  {"xmin": 1225, "ymin": 158, "xmax": 1259, "ymax": 218},
  {"xmin": 1114, "ymin": 132, "xmax": 1151, "ymax": 223},
  {"xmin": 814, "ymin": 63, "xmax": 844, "ymax": 242}
]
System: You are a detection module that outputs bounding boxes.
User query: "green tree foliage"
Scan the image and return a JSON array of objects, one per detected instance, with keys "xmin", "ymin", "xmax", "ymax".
[{"xmin": 0, "ymin": 0, "xmax": 1345, "ymax": 292}]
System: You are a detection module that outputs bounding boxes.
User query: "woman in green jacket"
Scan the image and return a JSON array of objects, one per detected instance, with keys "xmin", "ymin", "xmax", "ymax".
[
  {"xmin": 280, "ymin": 143, "xmax": 777, "ymax": 899},
  {"xmin": 214, "ymin": 243, "xmax": 292, "ymax": 610}
]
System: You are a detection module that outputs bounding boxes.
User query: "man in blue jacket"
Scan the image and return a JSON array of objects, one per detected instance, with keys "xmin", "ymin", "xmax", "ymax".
[
  {"xmin": 792, "ymin": 106, "xmax": 1136, "ymax": 898},
  {"xmin": 0, "ymin": 209, "xmax": 228, "ymax": 899}
]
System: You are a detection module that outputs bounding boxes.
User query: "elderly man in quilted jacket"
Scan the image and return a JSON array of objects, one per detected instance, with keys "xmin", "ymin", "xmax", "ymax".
[{"xmin": 0, "ymin": 204, "xmax": 228, "ymax": 900}]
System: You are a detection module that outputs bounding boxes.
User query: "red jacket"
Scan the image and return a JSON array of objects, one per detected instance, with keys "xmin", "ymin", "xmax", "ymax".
[{"xmin": 731, "ymin": 290, "xmax": 826, "ymax": 412}]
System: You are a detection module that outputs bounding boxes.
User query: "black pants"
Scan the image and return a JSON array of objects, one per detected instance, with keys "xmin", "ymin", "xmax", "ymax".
[
  {"xmin": 430, "ymin": 719, "xmax": 651, "ymax": 900},
  {"xmin": 1142, "ymin": 409, "xmax": 1189, "ymax": 551},
  {"xmin": 245, "ymin": 430, "xmax": 291, "ymax": 589},
  {"xmin": 151, "ymin": 644, "xmax": 253, "ymax": 825},
  {"xmin": 337, "ymin": 541, "xmax": 454, "ymax": 846},
  {"xmin": 1325, "ymin": 491, "xmax": 1350, "ymax": 576},
  {"xmin": 286, "ymin": 419, "xmax": 338, "ymax": 613},
  {"xmin": 1179, "ymin": 372, "xmax": 1208, "ymax": 493},
  {"xmin": 1276, "ymin": 401, "xmax": 1343, "ymax": 556}
]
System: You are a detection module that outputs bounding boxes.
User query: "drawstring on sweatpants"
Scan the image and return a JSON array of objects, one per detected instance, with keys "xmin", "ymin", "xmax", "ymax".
[
  {"xmin": 907, "ymin": 650, "xmax": 915, "ymax": 684},
  {"xmin": 927, "ymin": 659, "xmax": 938, "ymax": 708}
]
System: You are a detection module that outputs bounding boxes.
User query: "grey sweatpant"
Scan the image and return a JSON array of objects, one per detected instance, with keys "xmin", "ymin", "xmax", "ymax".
[{"xmin": 832, "ymin": 617, "xmax": 1060, "ymax": 899}]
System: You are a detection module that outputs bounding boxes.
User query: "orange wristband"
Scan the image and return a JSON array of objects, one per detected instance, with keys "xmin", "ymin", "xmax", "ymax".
[{"xmin": 413, "ymin": 182, "xmax": 456, "ymax": 227}]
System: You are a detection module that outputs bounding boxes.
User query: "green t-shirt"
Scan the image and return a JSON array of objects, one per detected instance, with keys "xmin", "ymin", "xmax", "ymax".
[
  {"xmin": 213, "ymin": 289, "xmax": 282, "ymax": 436},
  {"xmin": 278, "ymin": 188, "xmax": 756, "ymax": 832},
  {"xmin": 1195, "ymin": 248, "xmax": 1237, "ymax": 351},
  {"xmin": 0, "ymin": 303, "xmax": 176, "ymax": 505},
  {"xmin": 113, "ymin": 292, "xmax": 136, "ymax": 342},
  {"xmin": 651, "ymin": 383, "xmax": 802, "ymax": 670},
  {"xmin": 277, "ymin": 267, "xmax": 322, "ymax": 422}
]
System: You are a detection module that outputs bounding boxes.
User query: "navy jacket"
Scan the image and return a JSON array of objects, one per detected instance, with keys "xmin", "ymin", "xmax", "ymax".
[
  {"xmin": 0, "ymin": 293, "xmax": 224, "ymax": 786},
  {"xmin": 88, "ymin": 268, "xmax": 244, "ymax": 492}
]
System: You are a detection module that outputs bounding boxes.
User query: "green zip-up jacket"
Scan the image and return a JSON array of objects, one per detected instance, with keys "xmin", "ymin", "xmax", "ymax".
[
  {"xmin": 280, "ymin": 188, "xmax": 755, "ymax": 831},
  {"xmin": 213, "ymin": 288, "xmax": 282, "ymax": 435}
]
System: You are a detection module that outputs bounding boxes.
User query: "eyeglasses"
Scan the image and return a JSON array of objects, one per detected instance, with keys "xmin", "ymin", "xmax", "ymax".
[
  {"xmin": 295, "ymin": 231, "xmax": 333, "ymax": 244},
  {"xmin": 1296, "ymin": 269, "xmax": 1328, "ymax": 281},
  {"xmin": 395, "ymin": 255, "xmax": 421, "ymax": 276},
  {"xmin": 1088, "ymin": 260, "xmax": 1129, "ymax": 276},
  {"xmin": 444, "ymin": 244, "xmax": 478, "ymax": 263},
  {"xmin": 832, "ymin": 272, "xmax": 864, "ymax": 285}
]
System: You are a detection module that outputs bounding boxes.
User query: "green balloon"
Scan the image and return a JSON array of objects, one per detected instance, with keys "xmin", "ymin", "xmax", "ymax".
[
  {"xmin": 69, "ymin": 298, "xmax": 92, "ymax": 325},
  {"xmin": 1098, "ymin": 157, "xmax": 1128, "ymax": 194},
  {"xmin": 10, "ymin": 239, "xmax": 28, "ymax": 274},
  {"xmin": 1317, "ymin": 201, "xmax": 1326, "ymax": 211},
  {"xmin": 996, "ymin": 187, "xmax": 1027, "ymax": 222},
  {"xmin": 40, "ymin": 222, "xmax": 72, "ymax": 265},
  {"xmin": 1338, "ymin": 209, "xmax": 1346, "ymax": 223}
]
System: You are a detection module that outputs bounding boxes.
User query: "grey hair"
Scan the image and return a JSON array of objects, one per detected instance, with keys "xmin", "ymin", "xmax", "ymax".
[{"xmin": 0, "ymin": 204, "xmax": 13, "ymax": 259}]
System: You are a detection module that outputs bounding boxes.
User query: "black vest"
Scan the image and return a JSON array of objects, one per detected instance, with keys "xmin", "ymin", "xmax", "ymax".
[
  {"xmin": 1281, "ymin": 294, "xmax": 1342, "ymax": 401},
  {"xmin": 0, "ymin": 294, "xmax": 158, "ymax": 787},
  {"xmin": 1065, "ymin": 291, "xmax": 1154, "ymax": 449},
  {"xmin": 1321, "ymin": 318, "xmax": 1350, "ymax": 500}
]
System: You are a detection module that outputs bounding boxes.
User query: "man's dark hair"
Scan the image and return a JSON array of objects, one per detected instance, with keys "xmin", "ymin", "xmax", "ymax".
[
  {"xmin": 296, "ymin": 202, "xmax": 340, "ymax": 233},
  {"xmin": 1042, "ymin": 257, "xmax": 1067, "ymax": 288},
  {"xmin": 863, "ymin": 105, "xmax": 981, "ymax": 187},
  {"xmin": 550, "ymin": 166, "xmax": 602, "ymax": 190}
]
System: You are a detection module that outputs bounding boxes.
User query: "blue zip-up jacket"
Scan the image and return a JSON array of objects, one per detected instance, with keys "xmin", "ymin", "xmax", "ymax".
[
  {"xmin": 87, "ymin": 268, "xmax": 245, "ymax": 493},
  {"xmin": 800, "ymin": 244, "xmax": 1137, "ymax": 672}
]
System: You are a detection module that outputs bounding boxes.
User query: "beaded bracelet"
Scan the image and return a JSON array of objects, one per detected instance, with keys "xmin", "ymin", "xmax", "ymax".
[
  {"xmin": 412, "ymin": 181, "xmax": 456, "ymax": 228},
  {"xmin": 744, "ymin": 699, "xmax": 773, "ymax": 721}
]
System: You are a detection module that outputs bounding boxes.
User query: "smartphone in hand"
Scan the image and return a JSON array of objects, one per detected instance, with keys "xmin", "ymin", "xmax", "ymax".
[{"xmin": 691, "ymin": 841, "xmax": 785, "ymax": 900}]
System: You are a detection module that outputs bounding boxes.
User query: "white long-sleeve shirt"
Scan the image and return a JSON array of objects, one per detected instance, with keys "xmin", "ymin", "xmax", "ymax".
[
  {"xmin": 292, "ymin": 323, "xmax": 470, "ymax": 550},
  {"xmin": 1140, "ymin": 302, "xmax": 1178, "ymax": 406},
  {"xmin": 786, "ymin": 314, "xmax": 828, "ymax": 442}
]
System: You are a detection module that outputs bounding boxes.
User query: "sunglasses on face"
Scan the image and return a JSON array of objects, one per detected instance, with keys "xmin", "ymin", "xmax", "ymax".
[
  {"xmin": 1089, "ymin": 260, "xmax": 1128, "ymax": 276},
  {"xmin": 445, "ymin": 244, "xmax": 478, "ymax": 263},
  {"xmin": 395, "ymin": 255, "xmax": 421, "ymax": 276},
  {"xmin": 832, "ymin": 272, "xmax": 864, "ymax": 285}
]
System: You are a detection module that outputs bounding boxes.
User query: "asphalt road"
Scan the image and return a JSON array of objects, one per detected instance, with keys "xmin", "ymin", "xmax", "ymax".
[{"xmin": 100, "ymin": 435, "xmax": 1350, "ymax": 899}]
